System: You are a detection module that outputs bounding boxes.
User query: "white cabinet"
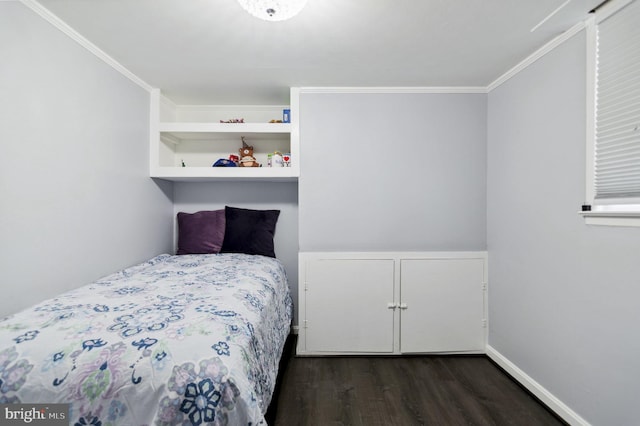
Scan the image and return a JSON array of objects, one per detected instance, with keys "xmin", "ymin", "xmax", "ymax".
[
  {"xmin": 304, "ymin": 259, "xmax": 395, "ymax": 353},
  {"xmin": 400, "ymin": 258, "xmax": 486, "ymax": 353},
  {"xmin": 297, "ymin": 252, "xmax": 487, "ymax": 356},
  {"xmin": 150, "ymin": 88, "xmax": 300, "ymax": 182}
]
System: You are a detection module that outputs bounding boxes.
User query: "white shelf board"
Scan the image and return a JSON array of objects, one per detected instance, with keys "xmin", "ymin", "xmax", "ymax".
[
  {"xmin": 150, "ymin": 166, "xmax": 299, "ymax": 182},
  {"xmin": 159, "ymin": 122, "xmax": 291, "ymax": 134},
  {"xmin": 161, "ymin": 132, "xmax": 289, "ymax": 142}
]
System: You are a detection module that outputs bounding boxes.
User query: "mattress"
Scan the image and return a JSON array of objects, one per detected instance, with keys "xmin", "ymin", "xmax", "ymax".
[{"xmin": 0, "ymin": 253, "xmax": 292, "ymax": 425}]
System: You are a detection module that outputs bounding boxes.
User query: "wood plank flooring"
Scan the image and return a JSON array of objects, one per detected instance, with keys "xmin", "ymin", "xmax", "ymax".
[{"xmin": 271, "ymin": 348, "xmax": 566, "ymax": 425}]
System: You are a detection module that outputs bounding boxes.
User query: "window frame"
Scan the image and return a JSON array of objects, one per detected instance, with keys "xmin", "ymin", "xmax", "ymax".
[{"xmin": 583, "ymin": 0, "xmax": 640, "ymax": 226}]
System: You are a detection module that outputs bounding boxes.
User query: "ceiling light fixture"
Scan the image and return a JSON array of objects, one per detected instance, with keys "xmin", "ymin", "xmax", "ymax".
[{"xmin": 237, "ymin": 0, "xmax": 308, "ymax": 21}]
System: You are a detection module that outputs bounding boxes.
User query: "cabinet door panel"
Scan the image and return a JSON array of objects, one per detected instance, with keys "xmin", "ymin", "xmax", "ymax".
[
  {"xmin": 304, "ymin": 259, "xmax": 394, "ymax": 353},
  {"xmin": 400, "ymin": 259, "xmax": 485, "ymax": 353}
]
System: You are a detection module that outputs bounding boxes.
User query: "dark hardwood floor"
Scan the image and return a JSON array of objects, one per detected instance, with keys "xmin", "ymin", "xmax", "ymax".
[{"xmin": 271, "ymin": 344, "xmax": 565, "ymax": 426}]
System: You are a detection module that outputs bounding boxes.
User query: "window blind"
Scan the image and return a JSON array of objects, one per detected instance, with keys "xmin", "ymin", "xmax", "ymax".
[{"xmin": 595, "ymin": 0, "xmax": 640, "ymax": 200}]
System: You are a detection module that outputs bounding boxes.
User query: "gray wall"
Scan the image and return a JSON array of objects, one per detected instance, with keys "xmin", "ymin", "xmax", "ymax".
[
  {"xmin": 487, "ymin": 31, "xmax": 640, "ymax": 426},
  {"xmin": 172, "ymin": 182, "xmax": 299, "ymax": 322},
  {"xmin": 7, "ymin": 4, "xmax": 637, "ymax": 422},
  {"xmin": 0, "ymin": 2, "xmax": 174, "ymax": 317},
  {"xmin": 299, "ymin": 92, "xmax": 487, "ymax": 251}
]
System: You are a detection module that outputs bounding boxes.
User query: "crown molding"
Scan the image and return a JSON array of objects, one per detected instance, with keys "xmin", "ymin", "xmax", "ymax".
[
  {"xmin": 299, "ymin": 87, "xmax": 488, "ymax": 95},
  {"xmin": 159, "ymin": 94, "xmax": 178, "ymax": 111},
  {"xmin": 487, "ymin": 20, "xmax": 586, "ymax": 92},
  {"xmin": 20, "ymin": 0, "xmax": 154, "ymax": 93}
]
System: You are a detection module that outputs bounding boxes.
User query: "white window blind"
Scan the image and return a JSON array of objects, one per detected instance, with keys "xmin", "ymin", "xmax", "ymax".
[{"xmin": 595, "ymin": 0, "xmax": 640, "ymax": 201}]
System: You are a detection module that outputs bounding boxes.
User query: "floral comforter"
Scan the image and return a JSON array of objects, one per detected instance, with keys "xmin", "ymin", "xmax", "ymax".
[{"xmin": 0, "ymin": 253, "xmax": 292, "ymax": 425}]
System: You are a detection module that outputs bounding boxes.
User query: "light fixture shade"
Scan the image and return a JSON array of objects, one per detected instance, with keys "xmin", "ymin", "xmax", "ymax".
[{"xmin": 237, "ymin": 0, "xmax": 308, "ymax": 21}]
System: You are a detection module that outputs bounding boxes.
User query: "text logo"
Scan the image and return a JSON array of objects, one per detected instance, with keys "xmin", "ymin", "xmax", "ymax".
[{"xmin": 0, "ymin": 404, "xmax": 68, "ymax": 425}]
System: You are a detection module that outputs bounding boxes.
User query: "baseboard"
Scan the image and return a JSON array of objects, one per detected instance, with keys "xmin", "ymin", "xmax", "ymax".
[{"xmin": 486, "ymin": 345, "xmax": 590, "ymax": 426}]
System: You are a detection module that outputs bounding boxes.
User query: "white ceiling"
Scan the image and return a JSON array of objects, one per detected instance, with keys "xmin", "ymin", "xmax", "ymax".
[{"xmin": 35, "ymin": 0, "xmax": 602, "ymax": 105}]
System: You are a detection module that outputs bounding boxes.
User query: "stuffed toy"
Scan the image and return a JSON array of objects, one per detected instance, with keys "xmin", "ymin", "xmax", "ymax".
[{"xmin": 238, "ymin": 139, "xmax": 260, "ymax": 167}]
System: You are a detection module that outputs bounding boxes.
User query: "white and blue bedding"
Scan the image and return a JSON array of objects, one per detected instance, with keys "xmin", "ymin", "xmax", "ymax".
[{"xmin": 0, "ymin": 253, "xmax": 292, "ymax": 425}]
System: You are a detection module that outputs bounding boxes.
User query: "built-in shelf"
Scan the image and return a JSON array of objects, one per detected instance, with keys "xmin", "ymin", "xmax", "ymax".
[{"xmin": 150, "ymin": 88, "xmax": 300, "ymax": 182}]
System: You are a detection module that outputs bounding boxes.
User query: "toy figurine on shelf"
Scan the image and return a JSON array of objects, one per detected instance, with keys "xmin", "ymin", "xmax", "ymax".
[
  {"xmin": 238, "ymin": 137, "xmax": 260, "ymax": 167},
  {"xmin": 271, "ymin": 151, "xmax": 284, "ymax": 167},
  {"xmin": 212, "ymin": 158, "xmax": 237, "ymax": 167},
  {"xmin": 220, "ymin": 118, "xmax": 244, "ymax": 123}
]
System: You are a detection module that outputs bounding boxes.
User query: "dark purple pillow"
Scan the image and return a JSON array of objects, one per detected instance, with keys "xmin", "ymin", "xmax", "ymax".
[
  {"xmin": 176, "ymin": 210, "xmax": 226, "ymax": 255},
  {"xmin": 221, "ymin": 206, "xmax": 280, "ymax": 258}
]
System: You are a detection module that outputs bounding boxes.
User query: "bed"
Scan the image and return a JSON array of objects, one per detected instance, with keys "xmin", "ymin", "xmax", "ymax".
[{"xmin": 0, "ymin": 252, "xmax": 293, "ymax": 425}]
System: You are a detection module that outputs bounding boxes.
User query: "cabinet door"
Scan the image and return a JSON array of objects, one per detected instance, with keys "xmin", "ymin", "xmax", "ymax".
[
  {"xmin": 400, "ymin": 259, "xmax": 485, "ymax": 353},
  {"xmin": 304, "ymin": 259, "xmax": 395, "ymax": 353}
]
